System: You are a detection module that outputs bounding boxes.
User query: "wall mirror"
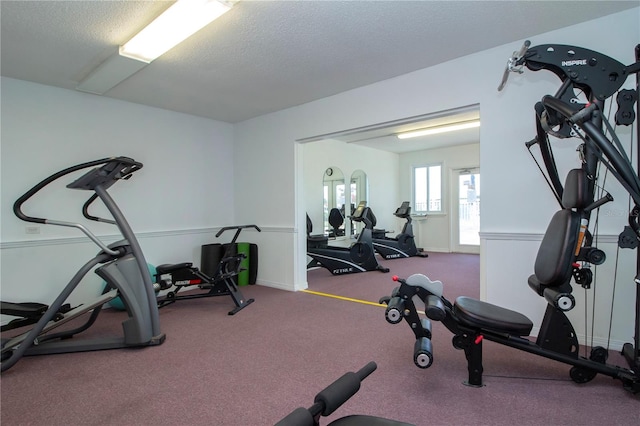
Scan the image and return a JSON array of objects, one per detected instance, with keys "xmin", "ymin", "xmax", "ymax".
[
  {"xmin": 323, "ymin": 167, "xmax": 345, "ymax": 237},
  {"xmin": 349, "ymin": 169, "xmax": 368, "ymax": 236}
]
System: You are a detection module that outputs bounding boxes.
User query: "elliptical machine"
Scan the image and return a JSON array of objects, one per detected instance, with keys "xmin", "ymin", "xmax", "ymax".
[
  {"xmin": 307, "ymin": 201, "xmax": 389, "ymax": 275},
  {"xmin": 381, "ymin": 41, "xmax": 640, "ymax": 392},
  {"xmin": 1, "ymin": 157, "xmax": 166, "ymax": 372},
  {"xmin": 370, "ymin": 202, "xmax": 428, "ymax": 260}
]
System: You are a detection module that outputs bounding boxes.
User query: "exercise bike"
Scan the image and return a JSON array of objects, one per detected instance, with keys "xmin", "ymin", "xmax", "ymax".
[
  {"xmin": 154, "ymin": 224, "xmax": 260, "ymax": 315},
  {"xmin": 275, "ymin": 361, "xmax": 414, "ymax": 426},
  {"xmin": 380, "ymin": 41, "xmax": 640, "ymax": 392},
  {"xmin": 307, "ymin": 202, "xmax": 389, "ymax": 275},
  {"xmin": 369, "ymin": 202, "xmax": 428, "ymax": 260},
  {"xmin": 1, "ymin": 157, "xmax": 166, "ymax": 372}
]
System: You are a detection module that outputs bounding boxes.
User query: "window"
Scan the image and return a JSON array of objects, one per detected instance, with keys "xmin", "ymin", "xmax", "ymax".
[{"xmin": 413, "ymin": 164, "xmax": 442, "ymax": 213}]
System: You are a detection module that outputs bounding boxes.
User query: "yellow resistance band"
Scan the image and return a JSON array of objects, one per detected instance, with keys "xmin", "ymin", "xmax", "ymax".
[
  {"xmin": 301, "ymin": 289, "xmax": 425, "ymax": 315},
  {"xmin": 301, "ymin": 289, "xmax": 385, "ymax": 308}
]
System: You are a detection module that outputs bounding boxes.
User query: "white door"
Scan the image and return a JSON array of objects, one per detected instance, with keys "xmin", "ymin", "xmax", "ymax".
[{"xmin": 453, "ymin": 169, "xmax": 480, "ymax": 253}]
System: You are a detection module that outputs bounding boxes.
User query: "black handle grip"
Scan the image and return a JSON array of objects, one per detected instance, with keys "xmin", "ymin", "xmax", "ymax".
[
  {"xmin": 355, "ymin": 360, "xmax": 377, "ymax": 381},
  {"xmin": 314, "ymin": 361, "xmax": 377, "ymax": 416}
]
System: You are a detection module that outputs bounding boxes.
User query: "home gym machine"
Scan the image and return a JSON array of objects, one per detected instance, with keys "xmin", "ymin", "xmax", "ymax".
[
  {"xmin": 380, "ymin": 41, "xmax": 640, "ymax": 392},
  {"xmin": 276, "ymin": 361, "xmax": 414, "ymax": 426},
  {"xmin": 369, "ymin": 202, "xmax": 428, "ymax": 260},
  {"xmin": 1, "ymin": 157, "xmax": 166, "ymax": 373},
  {"xmin": 307, "ymin": 201, "xmax": 389, "ymax": 275},
  {"xmin": 153, "ymin": 224, "xmax": 260, "ymax": 315}
]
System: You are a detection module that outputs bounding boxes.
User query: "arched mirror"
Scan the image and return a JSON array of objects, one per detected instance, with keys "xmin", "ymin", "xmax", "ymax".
[
  {"xmin": 349, "ymin": 169, "xmax": 368, "ymax": 236},
  {"xmin": 323, "ymin": 167, "xmax": 346, "ymax": 237}
]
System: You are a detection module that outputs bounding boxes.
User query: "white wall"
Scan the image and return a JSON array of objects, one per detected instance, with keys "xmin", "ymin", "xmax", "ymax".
[
  {"xmin": 233, "ymin": 9, "xmax": 640, "ymax": 347},
  {"xmin": 1, "ymin": 78, "xmax": 237, "ymax": 306}
]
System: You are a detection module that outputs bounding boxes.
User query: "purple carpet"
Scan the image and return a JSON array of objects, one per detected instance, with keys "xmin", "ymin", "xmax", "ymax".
[{"xmin": 2, "ymin": 253, "xmax": 639, "ymax": 425}]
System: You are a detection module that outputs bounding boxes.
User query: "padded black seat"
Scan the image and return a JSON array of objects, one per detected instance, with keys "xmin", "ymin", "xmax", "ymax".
[
  {"xmin": 1, "ymin": 301, "xmax": 48, "ymax": 318},
  {"xmin": 307, "ymin": 214, "xmax": 328, "ymax": 248},
  {"xmin": 156, "ymin": 262, "xmax": 192, "ymax": 274},
  {"xmin": 1, "ymin": 301, "xmax": 72, "ymax": 332},
  {"xmin": 453, "ymin": 296, "xmax": 533, "ymax": 336}
]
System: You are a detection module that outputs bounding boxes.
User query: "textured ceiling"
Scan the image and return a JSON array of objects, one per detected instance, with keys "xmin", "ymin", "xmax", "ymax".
[{"xmin": 1, "ymin": 1, "xmax": 638, "ymax": 125}]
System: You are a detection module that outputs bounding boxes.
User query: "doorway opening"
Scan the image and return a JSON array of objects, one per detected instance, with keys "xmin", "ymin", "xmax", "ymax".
[{"xmin": 453, "ymin": 168, "xmax": 480, "ymax": 253}]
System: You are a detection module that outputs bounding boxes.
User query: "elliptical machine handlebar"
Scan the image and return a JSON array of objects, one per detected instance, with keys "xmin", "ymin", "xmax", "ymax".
[
  {"xmin": 12, "ymin": 156, "xmax": 143, "ymax": 255},
  {"xmin": 81, "ymin": 194, "xmax": 117, "ymax": 225},
  {"xmin": 13, "ymin": 156, "xmax": 142, "ymax": 224}
]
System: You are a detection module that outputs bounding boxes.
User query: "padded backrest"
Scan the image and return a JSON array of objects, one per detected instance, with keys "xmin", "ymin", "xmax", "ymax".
[
  {"xmin": 562, "ymin": 168, "xmax": 590, "ymax": 209},
  {"xmin": 533, "ymin": 168, "xmax": 589, "ymax": 287},
  {"xmin": 328, "ymin": 208, "xmax": 344, "ymax": 228},
  {"xmin": 534, "ymin": 209, "xmax": 581, "ymax": 286},
  {"xmin": 394, "ymin": 201, "xmax": 411, "ymax": 218}
]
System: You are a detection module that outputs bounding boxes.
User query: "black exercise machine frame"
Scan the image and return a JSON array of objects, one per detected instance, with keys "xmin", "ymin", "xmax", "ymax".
[
  {"xmin": 307, "ymin": 201, "xmax": 390, "ymax": 275},
  {"xmin": 369, "ymin": 202, "xmax": 429, "ymax": 260},
  {"xmin": 154, "ymin": 224, "xmax": 260, "ymax": 315},
  {"xmin": 381, "ymin": 41, "xmax": 640, "ymax": 393},
  {"xmin": 523, "ymin": 42, "xmax": 640, "ymax": 374}
]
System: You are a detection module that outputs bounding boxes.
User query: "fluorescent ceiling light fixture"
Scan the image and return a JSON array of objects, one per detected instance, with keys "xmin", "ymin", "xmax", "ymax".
[
  {"xmin": 76, "ymin": 54, "xmax": 149, "ymax": 95},
  {"xmin": 76, "ymin": 0, "xmax": 234, "ymax": 95},
  {"xmin": 397, "ymin": 120, "xmax": 480, "ymax": 139},
  {"xmin": 120, "ymin": 0, "xmax": 233, "ymax": 63}
]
